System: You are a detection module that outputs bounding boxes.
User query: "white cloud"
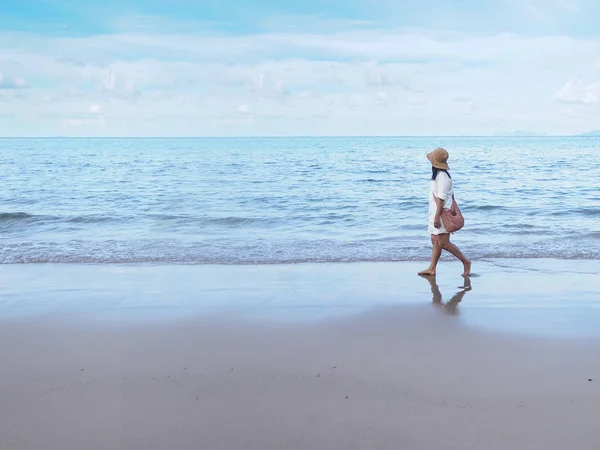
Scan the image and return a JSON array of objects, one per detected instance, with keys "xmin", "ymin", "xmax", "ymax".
[
  {"xmin": 504, "ymin": 0, "xmax": 584, "ymax": 22},
  {"xmin": 1, "ymin": 24, "xmax": 600, "ymax": 136},
  {"xmin": 62, "ymin": 117, "xmax": 106, "ymax": 128},
  {"xmin": 554, "ymin": 78, "xmax": 600, "ymax": 104},
  {"xmin": 409, "ymin": 98, "xmax": 428, "ymax": 106},
  {"xmin": 51, "ymin": 107, "xmax": 107, "ymax": 130},
  {"xmin": 454, "ymin": 96, "xmax": 478, "ymax": 115},
  {"xmin": 557, "ymin": 0, "xmax": 583, "ymax": 13},
  {"xmin": 0, "ymin": 72, "xmax": 27, "ymax": 89}
]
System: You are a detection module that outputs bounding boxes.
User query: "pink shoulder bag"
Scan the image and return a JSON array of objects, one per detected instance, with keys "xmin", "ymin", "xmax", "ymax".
[{"xmin": 441, "ymin": 195, "xmax": 464, "ymax": 233}]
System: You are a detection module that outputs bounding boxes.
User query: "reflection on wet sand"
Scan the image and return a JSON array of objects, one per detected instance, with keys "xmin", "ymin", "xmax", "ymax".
[{"xmin": 420, "ymin": 275, "xmax": 472, "ymax": 315}]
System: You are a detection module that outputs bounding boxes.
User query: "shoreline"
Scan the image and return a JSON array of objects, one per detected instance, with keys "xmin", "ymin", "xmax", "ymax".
[{"xmin": 1, "ymin": 259, "xmax": 599, "ymax": 337}]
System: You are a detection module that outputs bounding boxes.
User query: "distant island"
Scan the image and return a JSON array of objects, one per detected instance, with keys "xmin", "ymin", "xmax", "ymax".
[
  {"xmin": 579, "ymin": 130, "xmax": 600, "ymax": 136},
  {"xmin": 493, "ymin": 130, "xmax": 600, "ymax": 137},
  {"xmin": 494, "ymin": 131, "xmax": 547, "ymax": 137}
]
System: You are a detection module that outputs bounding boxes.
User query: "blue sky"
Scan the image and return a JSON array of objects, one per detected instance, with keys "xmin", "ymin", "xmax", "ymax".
[{"xmin": 1, "ymin": 0, "xmax": 599, "ymax": 136}]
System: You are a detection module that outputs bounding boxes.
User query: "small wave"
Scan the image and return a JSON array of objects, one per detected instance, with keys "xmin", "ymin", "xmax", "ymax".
[
  {"xmin": 4, "ymin": 198, "xmax": 39, "ymax": 205},
  {"xmin": 0, "ymin": 212, "xmax": 36, "ymax": 221},
  {"xmin": 150, "ymin": 215, "xmax": 279, "ymax": 227},
  {"xmin": 202, "ymin": 216, "xmax": 275, "ymax": 227},
  {"xmin": 466, "ymin": 223, "xmax": 554, "ymax": 235},
  {"xmin": 465, "ymin": 205, "xmax": 507, "ymax": 211},
  {"xmin": 0, "ymin": 213, "xmax": 277, "ymax": 229},
  {"xmin": 363, "ymin": 169, "xmax": 390, "ymax": 174},
  {"xmin": 0, "ymin": 212, "xmax": 118, "ymax": 225},
  {"xmin": 67, "ymin": 215, "xmax": 115, "ymax": 224},
  {"xmin": 546, "ymin": 208, "xmax": 599, "ymax": 217},
  {"xmin": 1, "ymin": 239, "xmax": 599, "ymax": 264},
  {"xmin": 362, "ymin": 178, "xmax": 388, "ymax": 183}
]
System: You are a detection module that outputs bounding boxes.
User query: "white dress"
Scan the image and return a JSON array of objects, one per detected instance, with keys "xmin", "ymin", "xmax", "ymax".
[{"xmin": 428, "ymin": 171, "xmax": 454, "ymax": 235}]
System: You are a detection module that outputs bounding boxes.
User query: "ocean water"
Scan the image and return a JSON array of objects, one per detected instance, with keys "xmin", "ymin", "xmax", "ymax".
[{"xmin": 0, "ymin": 137, "xmax": 598, "ymax": 264}]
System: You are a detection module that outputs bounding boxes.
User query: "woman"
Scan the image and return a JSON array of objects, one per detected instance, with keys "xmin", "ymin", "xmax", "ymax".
[{"xmin": 418, "ymin": 147, "xmax": 471, "ymax": 277}]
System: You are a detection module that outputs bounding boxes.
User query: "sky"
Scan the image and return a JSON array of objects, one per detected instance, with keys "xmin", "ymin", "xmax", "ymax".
[{"xmin": 1, "ymin": 0, "xmax": 599, "ymax": 136}]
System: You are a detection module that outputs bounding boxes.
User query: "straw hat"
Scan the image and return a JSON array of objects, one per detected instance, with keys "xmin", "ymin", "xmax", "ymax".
[{"xmin": 427, "ymin": 147, "xmax": 449, "ymax": 170}]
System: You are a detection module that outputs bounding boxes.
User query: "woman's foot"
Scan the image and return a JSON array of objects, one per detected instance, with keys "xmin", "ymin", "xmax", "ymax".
[
  {"xmin": 418, "ymin": 268, "xmax": 436, "ymax": 276},
  {"xmin": 462, "ymin": 260, "xmax": 472, "ymax": 276}
]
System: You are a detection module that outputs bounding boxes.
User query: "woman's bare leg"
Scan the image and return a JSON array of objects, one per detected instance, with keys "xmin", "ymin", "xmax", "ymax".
[
  {"xmin": 436, "ymin": 234, "xmax": 471, "ymax": 276},
  {"xmin": 419, "ymin": 235, "xmax": 442, "ymax": 276}
]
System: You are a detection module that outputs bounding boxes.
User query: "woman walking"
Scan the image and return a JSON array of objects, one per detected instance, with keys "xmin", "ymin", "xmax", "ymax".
[{"xmin": 418, "ymin": 148, "xmax": 471, "ymax": 277}]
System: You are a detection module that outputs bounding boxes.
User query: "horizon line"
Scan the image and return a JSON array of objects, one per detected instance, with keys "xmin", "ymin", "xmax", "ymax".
[{"xmin": 0, "ymin": 135, "xmax": 597, "ymax": 139}]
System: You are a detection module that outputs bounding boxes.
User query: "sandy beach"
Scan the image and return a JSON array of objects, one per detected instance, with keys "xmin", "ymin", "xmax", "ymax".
[{"xmin": 1, "ymin": 260, "xmax": 599, "ymax": 449}]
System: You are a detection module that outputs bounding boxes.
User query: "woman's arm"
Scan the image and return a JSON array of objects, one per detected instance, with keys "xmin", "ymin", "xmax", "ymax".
[
  {"xmin": 434, "ymin": 196, "xmax": 444, "ymax": 228},
  {"xmin": 433, "ymin": 173, "xmax": 451, "ymax": 228}
]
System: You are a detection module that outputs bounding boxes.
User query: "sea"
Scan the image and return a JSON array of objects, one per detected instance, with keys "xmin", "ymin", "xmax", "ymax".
[{"xmin": 0, "ymin": 137, "xmax": 598, "ymax": 264}]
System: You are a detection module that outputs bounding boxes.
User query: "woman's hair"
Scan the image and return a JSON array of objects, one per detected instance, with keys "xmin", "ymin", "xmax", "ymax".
[{"xmin": 432, "ymin": 167, "xmax": 451, "ymax": 180}]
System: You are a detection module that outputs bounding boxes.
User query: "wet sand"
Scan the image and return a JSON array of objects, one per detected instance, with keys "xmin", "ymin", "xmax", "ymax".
[{"xmin": 1, "ymin": 260, "xmax": 599, "ymax": 449}]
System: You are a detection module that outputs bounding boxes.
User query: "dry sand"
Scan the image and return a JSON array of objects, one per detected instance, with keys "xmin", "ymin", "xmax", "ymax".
[{"xmin": 1, "ymin": 261, "xmax": 599, "ymax": 449}]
